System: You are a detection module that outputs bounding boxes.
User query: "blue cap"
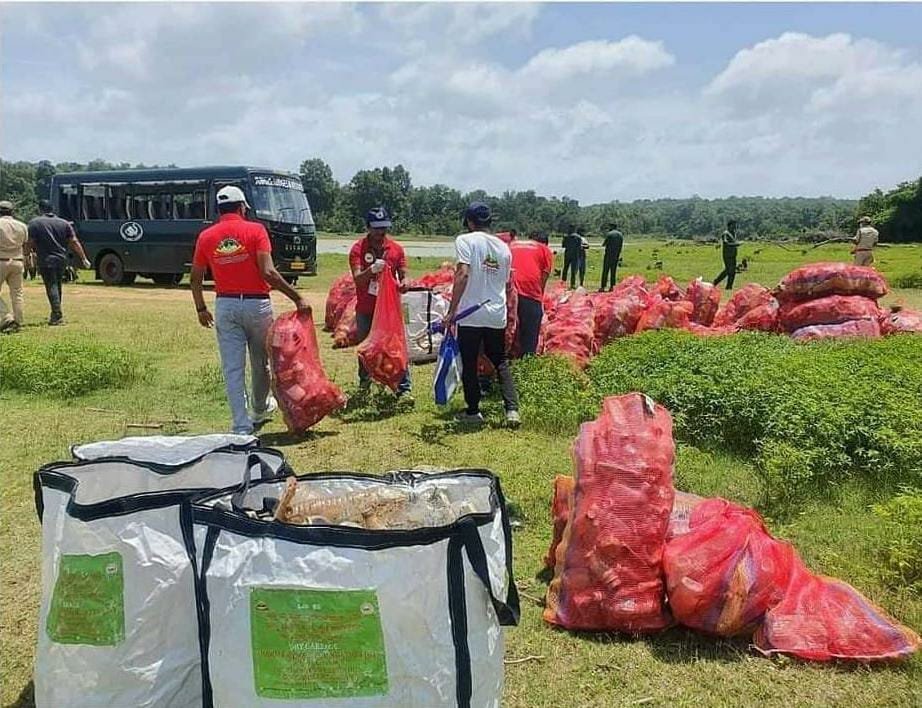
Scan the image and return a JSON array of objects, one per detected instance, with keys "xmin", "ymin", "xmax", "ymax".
[
  {"xmin": 463, "ymin": 201, "xmax": 492, "ymax": 225},
  {"xmin": 365, "ymin": 207, "xmax": 392, "ymax": 229}
]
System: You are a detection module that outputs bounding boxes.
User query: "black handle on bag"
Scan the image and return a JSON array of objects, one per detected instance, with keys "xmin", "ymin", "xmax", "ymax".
[
  {"xmin": 231, "ymin": 453, "xmax": 277, "ymax": 512},
  {"xmin": 458, "ymin": 517, "xmax": 521, "ymax": 626}
]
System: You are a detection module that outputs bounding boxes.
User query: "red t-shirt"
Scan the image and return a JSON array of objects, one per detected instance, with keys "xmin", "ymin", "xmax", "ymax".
[
  {"xmin": 510, "ymin": 240, "xmax": 553, "ymax": 302},
  {"xmin": 193, "ymin": 213, "xmax": 271, "ymax": 295},
  {"xmin": 348, "ymin": 236, "xmax": 407, "ymax": 315}
]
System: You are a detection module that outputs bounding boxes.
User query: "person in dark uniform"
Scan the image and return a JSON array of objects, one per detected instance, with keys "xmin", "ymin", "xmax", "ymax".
[
  {"xmin": 561, "ymin": 226, "xmax": 582, "ymax": 289},
  {"xmin": 600, "ymin": 223, "xmax": 623, "ymax": 291},
  {"xmin": 713, "ymin": 220, "xmax": 740, "ymax": 290}
]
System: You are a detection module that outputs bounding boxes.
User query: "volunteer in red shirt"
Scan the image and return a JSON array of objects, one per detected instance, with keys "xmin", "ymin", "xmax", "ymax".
[
  {"xmin": 348, "ymin": 206, "xmax": 412, "ymax": 400},
  {"xmin": 191, "ymin": 185, "xmax": 310, "ymax": 435},
  {"xmin": 509, "ymin": 231, "xmax": 553, "ymax": 355}
]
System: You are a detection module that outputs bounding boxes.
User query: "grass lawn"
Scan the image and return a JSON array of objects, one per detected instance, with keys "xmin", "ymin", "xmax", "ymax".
[{"xmin": 2, "ymin": 244, "xmax": 921, "ymax": 707}]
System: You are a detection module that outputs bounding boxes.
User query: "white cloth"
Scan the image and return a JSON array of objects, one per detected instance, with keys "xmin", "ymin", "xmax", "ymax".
[{"xmin": 454, "ymin": 230, "xmax": 511, "ymax": 329}]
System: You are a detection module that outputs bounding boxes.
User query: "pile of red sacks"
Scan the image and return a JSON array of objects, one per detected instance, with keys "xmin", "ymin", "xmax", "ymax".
[
  {"xmin": 543, "ymin": 395, "xmax": 921, "ymax": 662},
  {"xmin": 267, "ymin": 311, "xmax": 347, "ymax": 432}
]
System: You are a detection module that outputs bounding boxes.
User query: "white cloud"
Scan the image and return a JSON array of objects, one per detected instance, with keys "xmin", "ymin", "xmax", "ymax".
[{"xmin": 520, "ymin": 36, "xmax": 675, "ymax": 83}]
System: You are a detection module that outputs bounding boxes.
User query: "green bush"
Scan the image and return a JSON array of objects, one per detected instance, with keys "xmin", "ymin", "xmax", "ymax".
[
  {"xmin": 0, "ymin": 337, "xmax": 143, "ymax": 398},
  {"xmin": 582, "ymin": 331, "xmax": 922, "ymax": 502},
  {"xmin": 891, "ymin": 271, "xmax": 922, "ymax": 288},
  {"xmin": 873, "ymin": 489, "xmax": 922, "ymax": 593},
  {"xmin": 511, "ymin": 355, "xmax": 598, "ymax": 434}
]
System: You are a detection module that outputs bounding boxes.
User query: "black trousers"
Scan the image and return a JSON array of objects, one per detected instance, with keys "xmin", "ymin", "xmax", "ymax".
[
  {"xmin": 516, "ymin": 296, "xmax": 543, "ymax": 356},
  {"xmin": 562, "ymin": 253, "xmax": 579, "ymax": 289},
  {"xmin": 601, "ymin": 246, "xmax": 622, "ymax": 290},
  {"xmin": 40, "ymin": 262, "xmax": 66, "ymax": 321},
  {"xmin": 457, "ymin": 325, "xmax": 519, "ymax": 414},
  {"xmin": 714, "ymin": 247, "xmax": 738, "ymax": 289}
]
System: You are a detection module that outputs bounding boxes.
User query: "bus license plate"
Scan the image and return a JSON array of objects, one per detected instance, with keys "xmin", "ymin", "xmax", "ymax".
[{"xmin": 290, "ymin": 261, "xmax": 305, "ymax": 271}]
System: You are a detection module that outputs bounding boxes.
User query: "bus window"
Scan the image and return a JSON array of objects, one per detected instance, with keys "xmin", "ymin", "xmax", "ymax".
[
  {"xmin": 129, "ymin": 192, "xmax": 150, "ymax": 220},
  {"xmin": 174, "ymin": 188, "xmax": 208, "ymax": 220},
  {"xmin": 58, "ymin": 185, "xmax": 78, "ymax": 220},
  {"xmin": 81, "ymin": 184, "xmax": 106, "ymax": 220},
  {"xmin": 130, "ymin": 193, "xmax": 172, "ymax": 220},
  {"xmin": 108, "ymin": 184, "xmax": 129, "ymax": 221}
]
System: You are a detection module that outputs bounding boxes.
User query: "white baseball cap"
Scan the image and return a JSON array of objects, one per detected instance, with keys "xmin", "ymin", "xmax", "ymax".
[{"xmin": 216, "ymin": 185, "xmax": 250, "ymax": 208}]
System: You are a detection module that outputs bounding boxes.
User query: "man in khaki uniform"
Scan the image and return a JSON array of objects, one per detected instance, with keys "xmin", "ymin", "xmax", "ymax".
[
  {"xmin": 853, "ymin": 216, "xmax": 879, "ymax": 267},
  {"xmin": 0, "ymin": 200, "xmax": 30, "ymax": 334}
]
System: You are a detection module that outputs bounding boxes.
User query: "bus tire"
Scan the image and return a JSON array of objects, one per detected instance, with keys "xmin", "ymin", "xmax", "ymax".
[
  {"xmin": 99, "ymin": 253, "xmax": 130, "ymax": 286},
  {"xmin": 152, "ymin": 273, "xmax": 183, "ymax": 286},
  {"xmin": 284, "ymin": 276, "xmax": 299, "ymax": 286}
]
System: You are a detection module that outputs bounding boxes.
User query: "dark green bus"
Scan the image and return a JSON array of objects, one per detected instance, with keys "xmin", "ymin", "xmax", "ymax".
[{"xmin": 49, "ymin": 166, "xmax": 316, "ymax": 285}]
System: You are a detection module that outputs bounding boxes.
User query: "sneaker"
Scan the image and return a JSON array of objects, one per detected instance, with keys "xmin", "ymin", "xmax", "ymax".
[
  {"xmin": 396, "ymin": 392, "xmax": 415, "ymax": 409},
  {"xmin": 456, "ymin": 411, "xmax": 485, "ymax": 425},
  {"xmin": 251, "ymin": 396, "xmax": 279, "ymax": 425},
  {"xmin": 505, "ymin": 409, "xmax": 521, "ymax": 427},
  {"xmin": 0, "ymin": 320, "xmax": 18, "ymax": 334},
  {"xmin": 48, "ymin": 317, "xmax": 65, "ymax": 326}
]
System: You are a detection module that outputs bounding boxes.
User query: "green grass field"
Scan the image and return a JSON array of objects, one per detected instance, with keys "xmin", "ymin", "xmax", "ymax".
[{"xmin": 2, "ymin": 243, "xmax": 921, "ymax": 707}]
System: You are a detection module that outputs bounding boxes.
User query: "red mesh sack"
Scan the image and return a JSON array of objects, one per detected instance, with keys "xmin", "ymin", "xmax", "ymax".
[
  {"xmin": 713, "ymin": 284, "xmax": 775, "ymax": 327},
  {"xmin": 754, "ymin": 562, "xmax": 921, "ymax": 662},
  {"xmin": 591, "ymin": 284, "xmax": 649, "ymax": 345},
  {"xmin": 780, "ymin": 295, "xmax": 881, "ymax": 332},
  {"xmin": 734, "ymin": 300, "xmax": 779, "ymax": 332},
  {"xmin": 324, "ymin": 273, "xmax": 356, "ymax": 331},
  {"xmin": 663, "ymin": 499, "xmax": 797, "ymax": 637},
  {"xmin": 611, "ymin": 274, "xmax": 647, "ymax": 296},
  {"xmin": 791, "ymin": 318, "xmax": 881, "ymax": 342},
  {"xmin": 684, "ymin": 278, "xmax": 721, "ymax": 326},
  {"xmin": 653, "ymin": 275, "xmax": 684, "ymax": 301},
  {"xmin": 408, "ymin": 262, "xmax": 454, "ymax": 289},
  {"xmin": 666, "ymin": 491, "xmax": 705, "ymax": 540},
  {"xmin": 635, "ymin": 296, "xmax": 694, "ymax": 332},
  {"xmin": 540, "ymin": 291, "xmax": 597, "ymax": 369},
  {"xmin": 684, "ymin": 322, "xmax": 738, "ymax": 337},
  {"xmin": 879, "ymin": 307, "xmax": 922, "ymax": 335},
  {"xmin": 356, "ymin": 268, "xmax": 409, "ymax": 391},
  {"xmin": 775, "ymin": 262, "xmax": 888, "ymax": 303},
  {"xmin": 544, "ymin": 475, "xmax": 575, "ymax": 570},
  {"xmin": 332, "ymin": 296, "xmax": 360, "ymax": 349},
  {"xmin": 544, "ymin": 393, "xmax": 675, "ymax": 633},
  {"xmin": 543, "ymin": 280, "xmax": 569, "ymax": 319},
  {"xmin": 268, "ymin": 311, "xmax": 348, "ymax": 432}
]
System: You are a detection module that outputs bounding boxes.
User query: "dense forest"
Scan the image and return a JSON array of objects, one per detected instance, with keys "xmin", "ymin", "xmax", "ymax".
[{"xmin": 2, "ymin": 157, "xmax": 919, "ymax": 242}]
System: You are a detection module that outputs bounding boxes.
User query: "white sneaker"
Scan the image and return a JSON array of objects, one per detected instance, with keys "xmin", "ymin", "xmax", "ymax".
[
  {"xmin": 456, "ymin": 411, "xmax": 485, "ymax": 425},
  {"xmin": 505, "ymin": 409, "xmax": 521, "ymax": 427},
  {"xmin": 251, "ymin": 396, "xmax": 279, "ymax": 425}
]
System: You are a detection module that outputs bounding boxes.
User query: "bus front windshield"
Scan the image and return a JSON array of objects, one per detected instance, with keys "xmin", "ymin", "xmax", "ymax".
[{"xmin": 250, "ymin": 175, "xmax": 314, "ymax": 226}]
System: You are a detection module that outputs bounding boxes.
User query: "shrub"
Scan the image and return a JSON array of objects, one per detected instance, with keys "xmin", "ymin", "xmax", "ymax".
[
  {"xmin": 873, "ymin": 489, "xmax": 922, "ymax": 593},
  {"xmin": 0, "ymin": 337, "xmax": 143, "ymax": 398},
  {"xmin": 891, "ymin": 271, "xmax": 922, "ymax": 289},
  {"xmin": 512, "ymin": 355, "xmax": 598, "ymax": 434},
  {"xmin": 586, "ymin": 331, "xmax": 922, "ymax": 502}
]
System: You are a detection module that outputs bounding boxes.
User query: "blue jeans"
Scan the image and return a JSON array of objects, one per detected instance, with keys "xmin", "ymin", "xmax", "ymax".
[
  {"xmin": 356, "ymin": 311, "xmax": 411, "ymax": 394},
  {"xmin": 215, "ymin": 297, "xmax": 273, "ymax": 434}
]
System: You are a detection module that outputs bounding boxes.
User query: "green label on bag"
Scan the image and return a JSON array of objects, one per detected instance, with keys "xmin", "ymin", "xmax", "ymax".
[
  {"xmin": 47, "ymin": 552, "xmax": 125, "ymax": 646},
  {"xmin": 250, "ymin": 587, "xmax": 388, "ymax": 700}
]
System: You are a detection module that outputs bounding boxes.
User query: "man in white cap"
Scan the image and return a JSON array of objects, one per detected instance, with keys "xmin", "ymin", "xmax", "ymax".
[
  {"xmin": 852, "ymin": 216, "xmax": 879, "ymax": 266},
  {"xmin": 0, "ymin": 200, "xmax": 30, "ymax": 333},
  {"xmin": 191, "ymin": 185, "xmax": 310, "ymax": 435}
]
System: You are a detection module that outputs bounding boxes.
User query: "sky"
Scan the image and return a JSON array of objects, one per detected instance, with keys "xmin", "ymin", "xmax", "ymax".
[{"xmin": 2, "ymin": 2, "xmax": 922, "ymax": 204}]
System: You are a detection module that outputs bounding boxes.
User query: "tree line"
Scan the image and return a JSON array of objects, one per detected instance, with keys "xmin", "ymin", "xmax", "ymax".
[{"xmin": 2, "ymin": 157, "xmax": 919, "ymax": 241}]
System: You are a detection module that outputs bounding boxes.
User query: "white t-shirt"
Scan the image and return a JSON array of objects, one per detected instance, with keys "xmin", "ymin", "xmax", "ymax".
[{"xmin": 454, "ymin": 230, "xmax": 512, "ymax": 329}]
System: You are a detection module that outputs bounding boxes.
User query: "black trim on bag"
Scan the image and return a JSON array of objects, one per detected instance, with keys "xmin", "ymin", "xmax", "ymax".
[
  {"xmin": 34, "ymin": 448, "xmax": 288, "ymax": 523},
  {"xmin": 69, "ymin": 440, "xmax": 273, "ymax": 469},
  {"xmin": 197, "ymin": 526, "xmax": 221, "ymax": 708},
  {"xmin": 179, "ymin": 501, "xmax": 213, "ymax": 708},
  {"xmin": 447, "ymin": 535, "xmax": 472, "ymax": 708}
]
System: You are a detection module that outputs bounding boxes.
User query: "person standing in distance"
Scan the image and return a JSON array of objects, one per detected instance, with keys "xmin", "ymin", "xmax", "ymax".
[
  {"xmin": 191, "ymin": 186, "xmax": 310, "ymax": 435},
  {"xmin": 0, "ymin": 200, "xmax": 31, "ymax": 334},
  {"xmin": 600, "ymin": 223, "xmax": 623, "ymax": 292},
  {"xmin": 561, "ymin": 226, "xmax": 582, "ymax": 289},
  {"xmin": 510, "ymin": 231, "xmax": 553, "ymax": 355},
  {"xmin": 348, "ymin": 206, "xmax": 412, "ymax": 401},
  {"xmin": 444, "ymin": 202, "xmax": 520, "ymax": 426},
  {"xmin": 27, "ymin": 199, "xmax": 91, "ymax": 325},
  {"xmin": 713, "ymin": 219, "xmax": 740, "ymax": 290},
  {"xmin": 852, "ymin": 216, "xmax": 879, "ymax": 266}
]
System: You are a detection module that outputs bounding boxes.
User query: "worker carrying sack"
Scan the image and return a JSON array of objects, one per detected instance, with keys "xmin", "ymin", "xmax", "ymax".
[
  {"xmin": 34, "ymin": 436, "xmax": 288, "ymax": 708},
  {"xmin": 189, "ymin": 469, "xmax": 519, "ymax": 708}
]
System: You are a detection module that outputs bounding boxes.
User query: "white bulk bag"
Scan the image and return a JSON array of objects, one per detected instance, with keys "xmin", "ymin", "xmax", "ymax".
[
  {"xmin": 191, "ymin": 469, "xmax": 519, "ymax": 708},
  {"xmin": 72, "ymin": 433, "xmax": 259, "ymax": 465},
  {"xmin": 402, "ymin": 288, "xmax": 450, "ymax": 363},
  {"xmin": 34, "ymin": 436, "xmax": 289, "ymax": 708}
]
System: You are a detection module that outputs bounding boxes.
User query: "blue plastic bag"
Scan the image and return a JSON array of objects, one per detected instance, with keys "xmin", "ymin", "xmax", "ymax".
[{"xmin": 433, "ymin": 331, "xmax": 462, "ymax": 406}]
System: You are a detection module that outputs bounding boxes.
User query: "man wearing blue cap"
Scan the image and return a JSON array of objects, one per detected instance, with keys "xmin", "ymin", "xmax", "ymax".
[
  {"xmin": 349, "ymin": 207, "xmax": 412, "ymax": 400},
  {"xmin": 444, "ymin": 202, "xmax": 520, "ymax": 426}
]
